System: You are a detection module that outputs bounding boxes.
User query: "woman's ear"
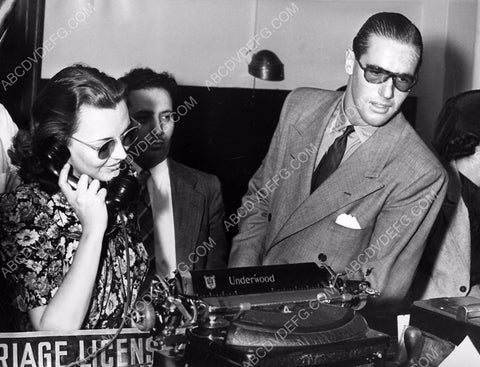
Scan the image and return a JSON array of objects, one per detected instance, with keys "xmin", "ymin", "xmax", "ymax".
[
  {"xmin": 473, "ymin": 144, "xmax": 480, "ymax": 157},
  {"xmin": 345, "ymin": 49, "xmax": 355, "ymax": 75}
]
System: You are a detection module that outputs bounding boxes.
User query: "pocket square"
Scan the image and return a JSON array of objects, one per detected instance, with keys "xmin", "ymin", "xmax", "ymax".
[{"xmin": 335, "ymin": 213, "xmax": 361, "ymax": 229}]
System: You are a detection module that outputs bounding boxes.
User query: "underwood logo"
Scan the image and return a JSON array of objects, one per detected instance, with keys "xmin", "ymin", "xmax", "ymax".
[
  {"xmin": 228, "ymin": 274, "xmax": 275, "ymax": 285},
  {"xmin": 204, "ymin": 275, "xmax": 216, "ymax": 290}
]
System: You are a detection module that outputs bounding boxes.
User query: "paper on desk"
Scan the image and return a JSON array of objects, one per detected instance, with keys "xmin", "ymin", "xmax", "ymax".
[
  {"xmin": 439, "ymin": 336, "xmax": 480, "ymax": 366},
  {"xmin": 397, "ymin": 314, "xmax": 410, "ymax": 343}
]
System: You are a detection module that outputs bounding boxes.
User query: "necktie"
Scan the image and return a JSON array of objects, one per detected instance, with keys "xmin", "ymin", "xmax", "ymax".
[
  {"xmin": 137, "ymin": 170, "xmax": 175, "ymax": 277},
  {"xmin": 137, "ymin": 172, "xmax": 155, "ymax": 257},
  {"xmin": 311, "ymin": 125, "xmax": 355, "ymax": 193}
]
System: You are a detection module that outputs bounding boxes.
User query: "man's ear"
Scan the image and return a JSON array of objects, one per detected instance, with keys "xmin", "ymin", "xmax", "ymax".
[{"xmin": 345, "ymin": 48, "xmax": 355, "ymax": 75}]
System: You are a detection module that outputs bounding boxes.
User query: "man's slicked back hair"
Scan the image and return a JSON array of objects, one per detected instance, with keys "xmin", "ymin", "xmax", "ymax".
[{"xmin": 353, "ymin": 12, "xmax": 423, "ymax": 72}]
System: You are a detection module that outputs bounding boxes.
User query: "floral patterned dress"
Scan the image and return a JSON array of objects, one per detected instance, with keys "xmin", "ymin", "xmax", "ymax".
[{"xmin": 0, "ymin": 182, "xmax": 149, "ymax": 330}]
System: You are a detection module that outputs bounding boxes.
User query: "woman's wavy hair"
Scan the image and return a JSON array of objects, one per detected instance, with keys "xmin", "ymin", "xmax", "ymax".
[
  {"xmin": 10, "ymin": 64, "xmax": 126, "ymax": 183},
  {"xmin": 433, "ymin": 90, "xmax": 480, "ymax": 162}
]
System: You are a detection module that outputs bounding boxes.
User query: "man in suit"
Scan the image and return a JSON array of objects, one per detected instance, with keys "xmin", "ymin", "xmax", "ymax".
[
  {"xmin": 120, "ymin": 68, "xmax": 228, "ymax": 276},
  {"xmin": 229, "ymin": 12, "xmax": 447, "ymax": 305}
]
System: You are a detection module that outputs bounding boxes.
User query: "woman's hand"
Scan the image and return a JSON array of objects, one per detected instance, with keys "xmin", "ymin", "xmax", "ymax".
[{"xmin": 58, "ymin": 163, "xmax": 108, "ymax": 234}]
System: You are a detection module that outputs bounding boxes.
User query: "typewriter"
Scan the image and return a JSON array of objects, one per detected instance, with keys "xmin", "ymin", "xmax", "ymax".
[{"xmin": 132, "ymin": 257, "xmax": 390, "ymax": 366}]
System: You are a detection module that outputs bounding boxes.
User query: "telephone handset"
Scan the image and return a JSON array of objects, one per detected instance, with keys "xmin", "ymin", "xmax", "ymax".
[{"xmin": 40, "ymin": 140, "xmax": 140, "ymax": 217}]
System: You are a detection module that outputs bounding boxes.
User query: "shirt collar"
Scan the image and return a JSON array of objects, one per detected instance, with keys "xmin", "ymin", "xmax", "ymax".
[
  {"xmin": 330, "ymin": 93, "xmax": 378, "ymax": 143},
  {"xmin": 144, "ymin": 159, "xmax": 170, "ymax": 191},
  {"xmin": 150, "ymin": 159, "xmax": 168, "ymax": 175}
]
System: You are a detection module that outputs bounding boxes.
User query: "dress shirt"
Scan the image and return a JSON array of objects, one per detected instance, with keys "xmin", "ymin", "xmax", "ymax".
[
  {"xmin": 147, "ymin": 160, "xmax": 176, "ymax": 276},
  {"xmin": 314, "ymin": 95, "xmax": 378, "ymax": 169}
]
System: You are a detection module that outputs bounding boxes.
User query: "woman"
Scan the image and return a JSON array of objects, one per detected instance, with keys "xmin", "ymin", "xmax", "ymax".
[
  {"xmin": 0, "ymin": 103, "xmax": 20, "ymax": 194},
  {"xmin": 413, "ymin": 90, "xmax": 480, "ymax": 299},
  {"xmin": 0, "ymin": 65, "xmax": 149, "ymax": 331}
]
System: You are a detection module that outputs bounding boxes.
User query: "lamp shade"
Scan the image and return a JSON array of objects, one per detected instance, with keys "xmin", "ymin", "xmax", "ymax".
[{"xmin": 248, "ymin": 50, "xmax": 284, "ymax": 81}]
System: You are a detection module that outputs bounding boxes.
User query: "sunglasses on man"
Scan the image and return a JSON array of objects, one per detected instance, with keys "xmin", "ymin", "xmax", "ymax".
[{"xmin": 356, "ymin": 58, "xmax": 417, "ymax": 92}]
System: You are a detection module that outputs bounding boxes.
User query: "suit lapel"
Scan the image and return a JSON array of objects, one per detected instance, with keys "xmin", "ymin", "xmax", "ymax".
[
  {"xmin": 267, "ymin": 93, "xmax": 342, "ymax": 245},
  {"xmin": 169, "ymin": 159, "xmax": 203, "ymax": 267},
  {"xmin": 442, "ymin": 161, "xmax": 470, "ymax": 269},
  {"xmin": 271, "ymin": 112, "xmax": 405, "ymax": 245}
]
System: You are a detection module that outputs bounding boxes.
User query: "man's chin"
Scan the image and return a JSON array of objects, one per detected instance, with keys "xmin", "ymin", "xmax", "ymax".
[
  {"xmin": 361, "ymin": 111, "xmax": 397, "ymax": 127},
  {"xmin": 134, "ymin": 152, "xmax": 169, "ymax": 170},
  {"xmin": 149, "ymin": 142, "xmax": 170, "ymax": 152}
]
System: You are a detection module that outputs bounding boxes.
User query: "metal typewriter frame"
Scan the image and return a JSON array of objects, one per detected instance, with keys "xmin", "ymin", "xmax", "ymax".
[{"xmin": 131, "ymin": 261, "xmax": 380, "ymax": 359}]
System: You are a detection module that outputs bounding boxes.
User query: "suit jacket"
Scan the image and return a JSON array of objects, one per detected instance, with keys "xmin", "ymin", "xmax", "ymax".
[
  {"xmin": 140, "ymin": 158, "xmax": 229, "ymax": 272},
  {"xmin": 229, "ymin": 88, "xmax": 447, "ymax": 303},
  {"xmin": 413, "ymin": 161, "xmax": 480, "ymax": 299}
]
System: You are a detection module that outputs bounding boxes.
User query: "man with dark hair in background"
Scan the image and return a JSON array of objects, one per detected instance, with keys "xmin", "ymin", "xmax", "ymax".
[
  {"xmin": 120, "ymin": 68, "xmax": 228, "ymax": 276},
  {"xmin": 229, "ymin": 12, "xmax": 447, "ymax": 309}
]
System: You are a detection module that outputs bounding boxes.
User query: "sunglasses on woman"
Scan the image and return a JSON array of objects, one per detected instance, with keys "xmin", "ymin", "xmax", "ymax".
[
  {"xmin": 71, "ymin": 118, "xmax": 140, "ymax": 160},
  {"xmin": 356, "ymin": 58, "xmax": 417, "ymax": 92}
]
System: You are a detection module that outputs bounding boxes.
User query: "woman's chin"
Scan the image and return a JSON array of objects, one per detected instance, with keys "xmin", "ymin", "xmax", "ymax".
[{"xmin": 100, "ymin": 169, "xmax": 120, "ymax": 182}]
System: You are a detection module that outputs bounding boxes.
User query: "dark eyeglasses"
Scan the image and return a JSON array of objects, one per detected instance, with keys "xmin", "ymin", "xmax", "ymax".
[
  {"xmin": 356, "ymin": 58, "xmax": 417, "ymax": 92},
  {"xmin": 71, "ymin": 118, "xmax": 140, "ymax": 160}
]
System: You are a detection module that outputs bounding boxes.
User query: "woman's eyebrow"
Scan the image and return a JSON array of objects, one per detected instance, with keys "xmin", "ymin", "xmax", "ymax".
[
  {"xmin": 83, "ymin": 121, "xmax": 131, "ymax": 143},
  {"xmin": 85, "ymin": 136, "xmax": 114, "ymax": 144}
]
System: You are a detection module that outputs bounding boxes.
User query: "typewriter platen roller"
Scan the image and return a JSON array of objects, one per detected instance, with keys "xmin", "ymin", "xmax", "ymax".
[{"xmin": 132, "ymin": 261, "xmax": 390, "ymax": 366}]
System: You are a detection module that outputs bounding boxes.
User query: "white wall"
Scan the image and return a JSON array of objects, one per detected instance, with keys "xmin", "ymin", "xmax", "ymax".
[
  {"xmin": 41, "ymin": 0, "xmax": 479, "ymax": 141},
  {"xmin": 42, "ymin": 0, "xmax": 257, "ymax": 86},
  {"xmin": 445, "ymin": 0, "xmax": 478, "ymax": 97}
]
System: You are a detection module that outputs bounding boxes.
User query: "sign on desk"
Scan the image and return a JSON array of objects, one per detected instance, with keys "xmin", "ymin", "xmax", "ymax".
[{"xmin": 0, "ymin": 328, "xmax": 155, "ymax": 367}]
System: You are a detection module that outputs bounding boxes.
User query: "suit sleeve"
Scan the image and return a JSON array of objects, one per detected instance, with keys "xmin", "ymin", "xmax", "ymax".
[
  {"xmin": 359, "ymin": 167, "xmax": 448, "ymax": 306},
  {"xmin": 228, "ymin": 90, "xmax": 302, "ymax": 267},
  {"xmin": 204, "ymin": 175, "xmax": 229, "ymax": 269}
]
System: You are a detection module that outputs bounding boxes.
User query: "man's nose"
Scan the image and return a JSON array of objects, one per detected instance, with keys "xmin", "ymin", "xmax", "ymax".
[
  {"xmin": 379, "ymin": 77, "xmax": 395, "ymax": 99},
  {"xmin": 144, "ymin": 117, "xmax": 161, "ymax": 136},
  {"xmin": 149, "ymin": 116, "xmax": 159, "ymax": 130}
]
